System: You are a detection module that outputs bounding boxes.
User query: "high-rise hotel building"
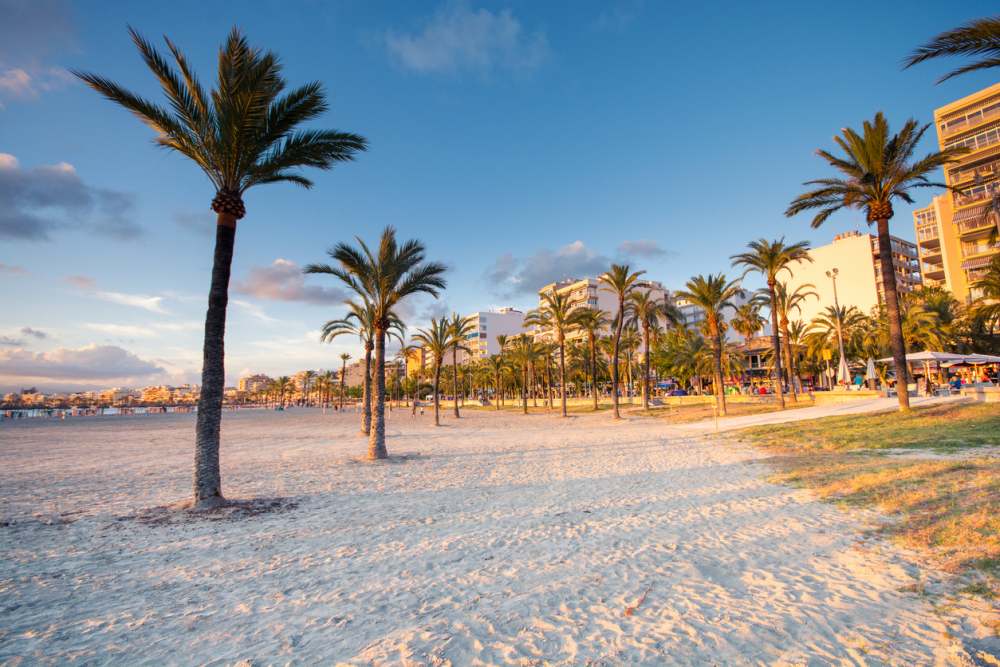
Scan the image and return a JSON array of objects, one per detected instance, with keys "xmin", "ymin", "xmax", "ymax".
[{"xmin": 913, "ymin": 82, "xmax": 1000, "ymax": 303}]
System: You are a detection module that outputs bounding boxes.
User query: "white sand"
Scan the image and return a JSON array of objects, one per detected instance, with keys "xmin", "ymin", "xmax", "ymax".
[{"xmin": 1, "ymin": 401, "xmax": 996, "ymax": 665}]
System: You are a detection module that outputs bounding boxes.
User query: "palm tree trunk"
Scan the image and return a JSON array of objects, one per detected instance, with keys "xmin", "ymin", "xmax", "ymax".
[
  {"xmin": 767, "ymin": 283, "xmax": 787, "ymax": 409},
  {"xmin": 193, "ymin": 218, "xmax": 236, "ymax": 509},
  {"xmin": 368, "ymin": 329, "xmax": 387, "ymax": 459},
  {"xmin": 339, "ymin": 363, "xmax": 346, "ymax": 409},
  {"xmin": 590, "ymin": 335, "xmax": 599, "ymax": 411},
  {"xmin": 642, "ymin": 325, "xmax": 650, "ymax": 410},
  {"xmin": 521, "ymin": 364, "xmax": 528, "ymax": 414},
  {"xmin": 546, "ymin": 356, "xmax": 554, "ymax": 411},
  {"xmin": 611, "ymin": 303, "xmax": 623, "ymax": 419},
  {"xmin": 559, "ymin": 340, "xmax": 567, "ymax": 417},
  {"xmin": 780, "ymin": 319, "xmax": 799, "ymax": 403},
  {"xmin": 451, "ymin": 348, "xmax": 460, "ymax": 418},
  {"xmin": 876, "ymin": 218, "xmax": 910, "ymax": 411},
  {"xmin": 361, "ymin": 343, "xmax": 372, "ymax": 435},
  {"xmin": 495, "ymin": 369, "xmax": 502, "ymax": 411},
  {"xmin": 713, "ymin": 324, "xmax": 728, "ymax": 416},
  {"xmin": 433, "ymin": 363, "xmax": 441, "ymax": 426}
]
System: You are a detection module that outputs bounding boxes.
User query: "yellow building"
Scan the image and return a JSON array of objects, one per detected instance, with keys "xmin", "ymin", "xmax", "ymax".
[{"xmin": 913, "ymin": 82, "xmax": 1000, "ymax": 303}]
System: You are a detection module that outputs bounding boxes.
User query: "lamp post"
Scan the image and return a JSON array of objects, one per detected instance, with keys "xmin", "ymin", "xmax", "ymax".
[{"xmin": 826, "ymin": 268, "xmax": 849, "ymax": 386}]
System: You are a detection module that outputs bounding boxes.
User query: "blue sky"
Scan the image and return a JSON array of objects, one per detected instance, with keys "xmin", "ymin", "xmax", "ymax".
[{"xmin": 0, "ymin": 0, "xmax": 996, "ymax": 391}]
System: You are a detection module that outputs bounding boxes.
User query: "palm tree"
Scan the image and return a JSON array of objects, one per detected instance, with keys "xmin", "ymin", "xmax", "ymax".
[
  {"xmin": 273, "ymin": 376, "xmax": 293, "ymax": 409},
  {"xmin": 74, "ymin": 28, "xmax": 367, "ymax": 508},
  {"xmin": 732, "ymin": 239, "xmax": 811, "ymax": 409},
  {"xmin": 307, "ymin": 227, "xmax": 445, "ymax": 459},
  {"xmin": 299, "ymin": 369, "xmax": 316, "ymax": 407},
  {"xmin": 571, "ymin": 308, "xmax": 609, "ymax": 410},
  {"xmin": 771, "ymin": 282, "xmax": 818, "ymax": 398},
  {"xmin": 317, "ymin": 370, "xmax": 336, "ymax": 409},
  {"xmin": 338, "ymin": 354, "xmax": 351, "ymax": 408},
  {"xmin": 446, "ymin": 313, "xmax": 475, "ymax": 418},
  {"xmin": 508, "ymin": 334, "xmax": 535, "ymax": 414},
  {"xmin": 525, "ymin": 290, "xmax": 577, "ymax": 416},
  {"xmin": 495, "ymin": 334, "xmax": 510, "ymax": 409},
  {"xmin": 676, "ymin": 274, "xmax": 742, "ymax": 416},
  {"xmin": 731, "ymin": 302, "xmax": 765, "ymax": 346},
  {"xmin": 485, "ymin": 354, "xmax": 506, "ymax": 410},
  {"xmin": 627, "ymin": 290, "xmax": 662, "ymax": 409},
  {"xmin": 972, "ymin": 256, "xmax": 1000, "ymax": 333},
  {"xmin": 786, "ymin": 113, "xmax": 966, "ymax": 411},
  {"xmin": 412, "ymin": 318, "xmax": 451, "ymax": 426},
  {"xmin": 319, "ymin": 299, "xmax": 403, "ymax": 435},
  {"xmin": 599, "ymin": 264, "xmax": 644, "ymax": 419},
  {"xmin": 904, "ymin": 16, "xmax": 1000, "ymax": 83}
]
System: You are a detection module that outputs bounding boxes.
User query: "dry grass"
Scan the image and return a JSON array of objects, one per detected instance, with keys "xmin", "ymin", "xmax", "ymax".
[
  {"xmin": 634, "ymin": 397, "xmax": 813, "ymax": 423},
  {"xmin": 734, "ymin": 402, "xmax": 1000, "ymax": 599}
]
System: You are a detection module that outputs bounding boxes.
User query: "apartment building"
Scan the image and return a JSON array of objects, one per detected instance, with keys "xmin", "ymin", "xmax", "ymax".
[
  {"xmin": 786, "ymin": 231, "xmax": 921, "ymax": 325},
  {"xmin": 913, "ymin": 82, "xmax": 1000, "ymax": 302},
  {"xmin": 533, "ymin": 278, "xmax": 670, "ymax": 345}
]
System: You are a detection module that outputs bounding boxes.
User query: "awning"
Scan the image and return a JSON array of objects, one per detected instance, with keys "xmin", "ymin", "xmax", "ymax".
[
  {"xmin": 962, "ymin": 255, "xmax": 996, "ymax": 270},
  {"xmin": 952, "ymin": 203, "xmax": 991, "ymax": 223}
]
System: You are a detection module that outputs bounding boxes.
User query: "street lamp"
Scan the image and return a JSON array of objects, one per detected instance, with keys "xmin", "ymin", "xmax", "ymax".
[{"xmin": 826, "ymin": 268, "xmax": 850, "ymax": 386}]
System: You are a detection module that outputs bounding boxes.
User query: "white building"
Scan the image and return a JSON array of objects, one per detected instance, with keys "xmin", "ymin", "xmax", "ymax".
[
  {"xmin": 461, "ymin": 307, "xmax": 527, "ymax": 359},
  {"xmin": 785, "ymin": 231, "xmax": 921, "ymax": 326}
]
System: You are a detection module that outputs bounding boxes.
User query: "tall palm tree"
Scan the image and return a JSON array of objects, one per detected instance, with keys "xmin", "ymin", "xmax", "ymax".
[
  {"xmin": 571, "ymin": 308, "xmax": 609, "ymax": 410},
  {"xmin": 318, "ymin": 369, "xmax": 336, "ymax": 408},
  {"xmin": 628, "ymin": 290, "xmax": 663, "ymax": 409},
  {"xmin": 495, "ymin": 334, "xmax": 510, "ymax": 408},
  {"xmin": 732, "ymin": 238, "xmax": 811, "ymax": 409},
  {"xmin": 485, "ymin": 354, "xmax": 506, "ymax": 410},
  {"xmin": 599, "ymin": 264, "xmax": 644, "ymax": 419},
  {"xmin": 412, "ymin": 318, "xmax": 451, "ymax": 426},
  {"xmin": 319, "ymin": 299, "xmax": 403, "ymax": 434},
  {"xmin": 307, "ymin": 227, "xmax": 445, "ymax": 459},
  {"xmin": 786, "ymin": 113, "xmax": 966, "ymax": 411},
  {"xmin": 338, "ymin": 354, "xmax": 351, "ymax": 408},
  {"xmin": 525, "ymin": 290, "xmax": 577, "ymax": 416},
  {"xmin": 731, "ymin": 302, "xmax": 766, "ymax": 346},
  {"xmin": 771, "ymin": 282, "xmax": 818, "ymax": 399},
  {"xmin": 446, "ymin": 313, "xmax": 475, "ymax": 418},
  {"xmin": 74, "ymin": 28, "xmax": 367, "ymax": 508},
  {"xmin": 904, "ymin": 16, "xmax": 1000, "ymax": 83},
  {"xmin": 676, "ymin": 274, "xmax": 742, "ymax": 416}
]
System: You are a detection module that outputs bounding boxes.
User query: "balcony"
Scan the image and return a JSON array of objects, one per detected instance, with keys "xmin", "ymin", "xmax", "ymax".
[
  {"xmin": 962, "ymin": 241, "xmax": 1000, "ymax": 259},
  {"xmin": 945, "ymin": 124, "xmax": 1000, "ymax": 154},
  {"xmin": 916, "ymin": 225, "xmax": 939, "ymax": 243},
  {"xmin": 921, "ymin": 261, "xmax": 945, "ymax": 278},
  {"xmin": 948, "ymin": 155, "xmax": 1000, "ymax": 185},
  {"xmin": 940, "ymin": 99, "xmax": 1000, "ymax": 138},
  {"xmin": 953, "ymin": 179, "xmax": 1000, "ymax": 208}
]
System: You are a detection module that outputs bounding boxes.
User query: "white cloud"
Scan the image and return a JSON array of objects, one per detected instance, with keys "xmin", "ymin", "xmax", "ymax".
[
  {"xmin": 386, "ymin": 4, "xmax": 547, "ymax": 75},
  {"xmin": 0, "ymin": 66, "xmax": 72, "ymax": 101},
  {"xmin": 0, "ymin": 152, "xmax": 140, "ymax": 241},
  {"xmin": 484, "ymin": 240, "xmax": 611, "ymax": 296},
  {"xmin": 232, "ymin": 299, "xmax": 278, "ymax": 324},
  {"xmin": 617, "ymin": 239, "xmax": 669, "ymax": 258},
  {"xmin": 94, "ymin": 291, "xmax": 168, "ymax": 314},
  {"xmin": 234, "ymin": 258, "xmax": 346, "ymax": 305},
  {"xmin": 0, "ymin": 344, "xmax": 164, "ymax": 382},
  {"xmin": 84, "ymin": 323, "xmax": 156, "ymax": 338}
]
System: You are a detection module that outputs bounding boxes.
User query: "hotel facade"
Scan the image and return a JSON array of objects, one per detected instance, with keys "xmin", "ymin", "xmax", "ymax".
[
  {"xmin": 786, "ymin": 231, "xmax": 921, "ymax": 325},
  {"xmin": 912, "ymin": 82, "xmax": 1000, "ymax": 303}
]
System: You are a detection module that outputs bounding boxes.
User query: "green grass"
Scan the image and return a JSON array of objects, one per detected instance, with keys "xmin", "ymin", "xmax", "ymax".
[
  {"xmin": 741, "ymin": 402, "xmax": 1000, "ymax": 453},
  {"xmin": 733, "ymin": 402, "xmax": 1000, "ymax": 604}
]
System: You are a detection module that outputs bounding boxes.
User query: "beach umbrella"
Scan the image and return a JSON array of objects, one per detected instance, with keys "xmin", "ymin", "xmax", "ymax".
[
  {"xmin": 865, "ymin": 358, "xmax": 876, "ymax": 381},
  {"xmin": 837, "ymin": 355, "xmax": 851, "ymax": 385}
]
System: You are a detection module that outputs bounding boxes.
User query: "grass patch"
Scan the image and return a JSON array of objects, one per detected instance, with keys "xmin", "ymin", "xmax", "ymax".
[
  {"xmin": 741, "ymin": 401, "xmax": 1000, "ymax": 453},
  {"xmin": 734, "ymin": 402, "xmax": 1000, "ymax": 599}
]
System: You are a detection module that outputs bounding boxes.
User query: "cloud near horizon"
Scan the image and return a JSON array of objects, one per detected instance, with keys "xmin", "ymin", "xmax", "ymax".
[
  {"xmin": 0, "ymin": 0, "xmax": 76, "ymax": 107},
  {"xmin": 234, "ymin": 258, "xmax": 347, "ymax": 305},
  {"xmin": 0, "ymin": 153, "xmax": 141, "ymax": 241},
  {"xmin": 617, "ymin": 238, "xmax": 669, "ymax": 258},
  {"xmin": 386, "ymin": 4, "xmax": 547, "ymax": 75},
  {"xmin": 484, "ymin": 240, "xmax": 611, "ymax": 297},
  {"xmin": 0, "ymin": 344, "xmax": 164, "ymax": 383}
]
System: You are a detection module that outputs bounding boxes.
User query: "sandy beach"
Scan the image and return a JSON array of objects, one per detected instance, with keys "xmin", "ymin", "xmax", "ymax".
[{"xmin": 1, "ymin": 403, "xmax": 996, "ymax": 665}]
